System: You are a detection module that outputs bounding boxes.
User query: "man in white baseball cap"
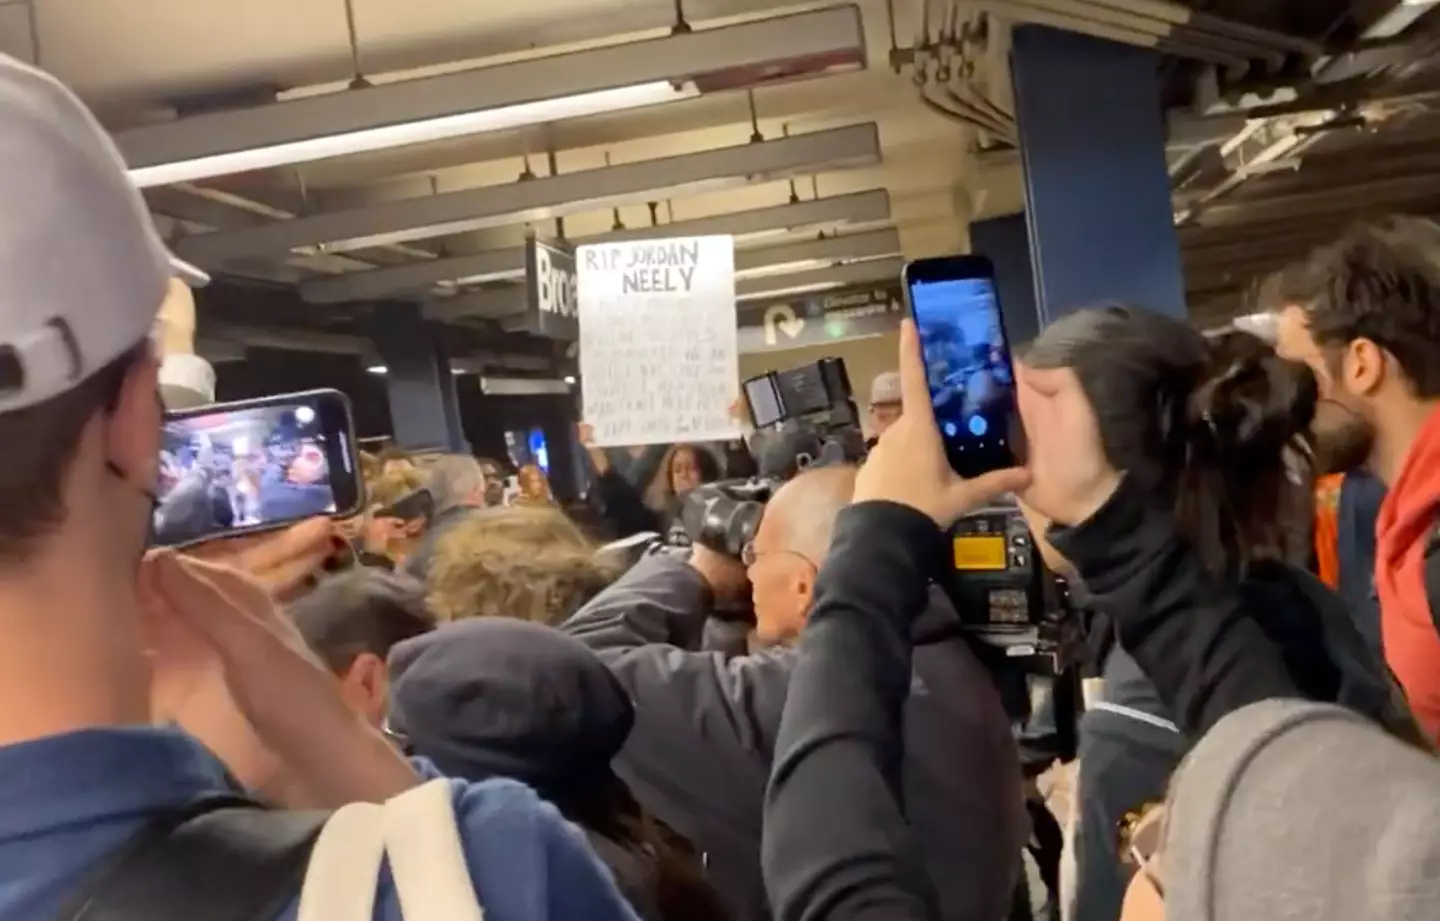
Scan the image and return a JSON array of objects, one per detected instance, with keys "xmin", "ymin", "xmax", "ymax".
[
  {"xmin": 867, "ymin": 369, "xmax": 903, "ymax": 447},
  {"xmin": 0, "ymin": 54, "xmax": 638, "ymax": 921}
]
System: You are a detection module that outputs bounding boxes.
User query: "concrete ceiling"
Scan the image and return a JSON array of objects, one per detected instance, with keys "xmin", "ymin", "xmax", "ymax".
[{"xmin": 7, "ymin": 0, "xmax": 1437, "ymax": 353}]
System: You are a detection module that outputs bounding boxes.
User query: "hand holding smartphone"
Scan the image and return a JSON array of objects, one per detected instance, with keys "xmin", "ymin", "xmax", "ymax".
[
  {"xmin": 901, "ymin": 255, "xmax": 1021, "ymax": 480},
  {"xmin": 153, "ymin": 389, "xmax": 364, "ymax": 548}
]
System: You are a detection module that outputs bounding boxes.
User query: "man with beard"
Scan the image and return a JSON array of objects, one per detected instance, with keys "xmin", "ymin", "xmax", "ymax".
[{"xmin": 1269, "ymin": 216, "xmax": 1440, "ymax": 741}]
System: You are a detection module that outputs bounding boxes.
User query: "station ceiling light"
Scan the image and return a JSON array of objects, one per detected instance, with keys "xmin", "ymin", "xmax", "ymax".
[{"xmin": 119, "ymin": 6, "xmax": 866, "ymax": 189}]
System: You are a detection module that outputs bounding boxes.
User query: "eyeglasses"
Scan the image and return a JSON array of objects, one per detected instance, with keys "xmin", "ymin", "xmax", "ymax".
[{"xmin": 741, "ymin": 541, "xmax": 815, "ymax": 570}]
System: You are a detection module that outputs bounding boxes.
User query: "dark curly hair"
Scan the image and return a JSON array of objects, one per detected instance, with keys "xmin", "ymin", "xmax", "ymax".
[{"xmin": 1260, "ymin": 215, "xmax": 1440, "ymax": 398}]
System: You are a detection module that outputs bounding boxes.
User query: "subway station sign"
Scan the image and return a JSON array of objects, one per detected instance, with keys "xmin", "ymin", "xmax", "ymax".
[{"xmin": 736, "ymin": 284, "xmax": 904, "ymax": 355}]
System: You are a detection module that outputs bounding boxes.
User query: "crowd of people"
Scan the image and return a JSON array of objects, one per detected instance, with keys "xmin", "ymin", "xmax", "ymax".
[{"xmin": 4, "ymin": 47, "xmax": 1440, "ymax": 921}]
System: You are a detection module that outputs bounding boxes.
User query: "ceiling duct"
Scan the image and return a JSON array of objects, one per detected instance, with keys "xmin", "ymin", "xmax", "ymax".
[
  {"xmin": 176, "ymin": 123, "xmax": 883, "ymax": 267},
  {"xmin": 119, "ymin": 5, "xmax": 867, "ymax": 188},
  {"xmin": 299, "ymin": 190, "xmax": 893, "ymax": 303}
]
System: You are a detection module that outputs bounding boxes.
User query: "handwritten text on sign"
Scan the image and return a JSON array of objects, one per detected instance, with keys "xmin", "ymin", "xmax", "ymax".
[{"xmin": 577, "ymin": 236, "xmax": 740, "ymax": 447}]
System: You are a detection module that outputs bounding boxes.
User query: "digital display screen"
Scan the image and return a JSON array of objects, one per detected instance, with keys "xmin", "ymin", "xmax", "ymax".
[
  {"xmin": 744, "ymin": 375, "xmax": 784, "ymax": 429},
  {"xmin": 504, "ymin": 426, "xmax": 551, "ymax": 474},
  {"xmin": 907, "ymin": 276, "xmax": 1017, "ymax": 477},
  {"xmin": 155, "ymin": 401, "xmax": 339, "ymax": 547},
  {"xmin": 953, "ymin": 535, "xmax": 1008, "ymax": 571}
]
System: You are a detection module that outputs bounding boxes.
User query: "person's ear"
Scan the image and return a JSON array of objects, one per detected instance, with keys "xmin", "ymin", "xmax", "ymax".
[
  {"xmin": 339, "ymin": 652, "xmax": 389, "ymax": 728},
  {"xmin": 106, "ymin": 349, "xmax": 162, "ymax": 483},
  {"xmin": 1344, "ymin": 338, "xmax": 1386, "ymax": 396},
  {"xmin": 794, "ymin": 566, "xmax": 816, "ymax": 614}
]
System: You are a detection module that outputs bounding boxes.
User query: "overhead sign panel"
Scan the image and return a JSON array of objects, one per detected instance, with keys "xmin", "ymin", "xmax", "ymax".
[
  {"xmin": 176, "ymin": 123, "xmax": 883, "ymax": 267},
  {"xmin": 508, "ymin": 237, "xmax": 578, "ymax": 340},
  {"xmin": 577, "ymin": 236, "xmax": 740, "ymax": 446},
  {"xmin": 737, "ymin": 284, "xmax": 905, "ymax": 354}
]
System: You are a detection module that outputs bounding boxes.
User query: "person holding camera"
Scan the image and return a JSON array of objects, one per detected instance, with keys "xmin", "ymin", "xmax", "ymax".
[
  {"xmin": 563, "ymin": 452, "xmax": 1025, "ymax": 921},
  {"xmin": 762, "ymin": 313, "xmax": 1434, "ymax": 921}
]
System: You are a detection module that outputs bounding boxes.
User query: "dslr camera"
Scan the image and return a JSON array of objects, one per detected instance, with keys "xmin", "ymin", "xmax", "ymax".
[{"xmin": 673, "ymin": 357, "xmax": 868, "ymax": 558}]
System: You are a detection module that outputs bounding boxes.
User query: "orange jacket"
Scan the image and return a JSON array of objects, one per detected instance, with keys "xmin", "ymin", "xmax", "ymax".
[{"xmin": 1376, "ymin": 406, "xmax": 1440, "ymax": 742}]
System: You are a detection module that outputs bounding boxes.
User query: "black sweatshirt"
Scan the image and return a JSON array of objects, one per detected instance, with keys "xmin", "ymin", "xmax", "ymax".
[
  {"xmin": 762, "ymin": 482, "xmax": 1305, "ymax": 921},
  {"xmin": 1049, "ymin": 477, "xmax": 1302, "ymax": 738}
]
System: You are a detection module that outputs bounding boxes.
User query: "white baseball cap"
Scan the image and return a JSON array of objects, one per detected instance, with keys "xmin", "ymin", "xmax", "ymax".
[
  {"xmin": 869, "ymin": 370, "xmax": 902, "ymax": 406},
  {"xmin": 0, "ymin": 53, "xmax": 172, "ymax": 413}
]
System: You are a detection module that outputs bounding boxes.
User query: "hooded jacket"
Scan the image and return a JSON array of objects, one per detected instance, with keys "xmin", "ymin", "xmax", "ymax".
[
  {"xmin": 388, "ymin": 620, "xmax": 674, "ymax": 921},
  {"xmin": 1164, "ymin": 699, "xmax": 1440, "ymax": 921}
]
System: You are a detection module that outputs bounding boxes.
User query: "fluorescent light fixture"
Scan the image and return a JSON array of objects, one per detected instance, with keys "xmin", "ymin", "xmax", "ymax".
[
  {"xmin": 736, "ymin": 257, "xmax": 905, "ymax": 303},
  {"xmin": 480, "ymin": 377, "xmax": 573, "ymax": 396},
  {"xmin": 301, "ymin": 190, "xmax": 891, "ymax": 304},
  {"xmin": 736, "ymin": 258, "xmax": 830, "ymax": 280},
  {"xmin": 734, "ymin": 228, "xmax": 901, "ymax": 280},
  {"xmin": 178, "ymin": 123, "xmax": 883, "ymax": 266},
  {"xmin": 449, "ymin": 267, "xmax": 527, "ymax": 287},
  {"xmin": 369, "ymin": 363, "xmax": 466, "ymax": 375},
  {"xmin": 118, "ymin": 6, "xmax": 864, "ymax": 189},
  {"xmin": 129, "ymin": 82, "xmax": 693, "ymax": 189}
]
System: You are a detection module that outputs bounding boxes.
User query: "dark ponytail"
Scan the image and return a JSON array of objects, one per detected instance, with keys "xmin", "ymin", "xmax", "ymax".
[
  {"xmin": 1024, "ymin": 305, "xmax": 1318, "ymax": 576},
  {"xmin": 1176, "ymin": 330, "xmax": 1318, "ymax": 574}
]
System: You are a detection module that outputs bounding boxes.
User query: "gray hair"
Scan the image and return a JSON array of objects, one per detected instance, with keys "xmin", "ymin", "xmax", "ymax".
[{"xmin": 426, "ymin": 454, "xmax": 487, "ymax": 512}]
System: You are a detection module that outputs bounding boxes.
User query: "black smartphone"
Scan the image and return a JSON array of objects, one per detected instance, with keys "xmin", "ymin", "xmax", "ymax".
[
  {"xmin": 153, "ymin": 388, "xmax": 364, "ymax": 547},
  {"xmin": 901, "ymin": 255, "xmax": 1019, "ymax": 478},
  {"xmin": 374, "ymin": 487, "xmax": 434, "ymax": 523}
]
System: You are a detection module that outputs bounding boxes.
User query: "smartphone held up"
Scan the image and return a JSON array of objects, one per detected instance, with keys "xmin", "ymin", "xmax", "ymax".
[
  {"xmin": 152, "ymin": 389, "xmax": 364, "ymax": 548},
  {"xmin": 901, "ymin": 255, "xmax": 1021, "ymax": 479}
]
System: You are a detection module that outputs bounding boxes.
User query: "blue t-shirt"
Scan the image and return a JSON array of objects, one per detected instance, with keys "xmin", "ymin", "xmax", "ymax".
[{"xmin": 0, "ymin": 727, "xmax": 641, "ymax": 921}]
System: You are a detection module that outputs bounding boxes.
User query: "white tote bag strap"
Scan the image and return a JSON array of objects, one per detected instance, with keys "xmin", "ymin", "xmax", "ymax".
[
  {"xmin": 383, "ymin": 778, "xmax": 485, "ymax": 921},
  {"xmin": 296, "ymin": 802, "xmax": 386, "ymax": 921}
]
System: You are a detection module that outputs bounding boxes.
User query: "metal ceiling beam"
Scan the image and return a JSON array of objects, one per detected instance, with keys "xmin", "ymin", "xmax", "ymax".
[
  {"xmin": 117, "ymin": 5, "xmax": 865, "ymax": 183},
  {"xmin": 422, "ymin": 247, "xmax": 905, "ymax": 324},
  {"xmin": 1193, "ymin": 175, "xmax": 1440, "ymax": 226},
  {"xmin": 735, "ymin": 227, "xmax": 901, "ymax": 276},
  {"xmin": 176, "ymin": 123, "xmax": 884, "ymax": 267},
  {"xmin": 737, "ymin": 256, "xmax": 904, "ymax": 304},
  {"xmin": 299, "ymin": 190, "xmax": 893, "ymax": 304},
  {"xmin": 202, "ymin": 321, "xmax": 552, "ymax": 371}
]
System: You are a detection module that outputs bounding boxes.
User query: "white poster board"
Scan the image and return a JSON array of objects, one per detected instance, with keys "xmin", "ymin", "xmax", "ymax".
[{"xmin": 577, "ymin": 235, "xmax": 740, "ymax": 447}]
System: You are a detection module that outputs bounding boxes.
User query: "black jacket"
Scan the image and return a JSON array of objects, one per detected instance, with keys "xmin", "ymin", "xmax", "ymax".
[
  {"xmin": 562, "ymin": 553, "xmax": 1025, "ymax": 921},
  {"xmin": 761, "ymin": 481, "xmax": 1382, "ymax": 921}
]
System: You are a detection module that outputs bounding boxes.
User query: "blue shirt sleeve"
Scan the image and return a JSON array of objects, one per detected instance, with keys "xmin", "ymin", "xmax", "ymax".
[{"xmin": 446, "ymin": 777, "xmax": 641, "ymax": 921}]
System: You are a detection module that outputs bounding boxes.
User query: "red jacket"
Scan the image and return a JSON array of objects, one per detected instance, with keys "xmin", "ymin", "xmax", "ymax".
[{"xmin": 1376, "ymin": 405, "xmax": 1440, "ymax": 741}]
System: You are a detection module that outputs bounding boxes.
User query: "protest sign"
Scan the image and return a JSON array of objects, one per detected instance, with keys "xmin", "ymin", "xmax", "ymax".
[{"xmin": 577, "ymin": 235, "xmax": 740, "ymax": 447}]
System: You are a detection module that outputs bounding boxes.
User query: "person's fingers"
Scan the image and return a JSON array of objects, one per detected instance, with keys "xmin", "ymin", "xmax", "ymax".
[
  {"xmin": 156, "ymin": 555, "xmax": 297, "ymax": 668},
  {"xmin": 897, "ymin": 320, "xmax": 937, "ymax": 424},
  {"xmin": 950, "ymin": 467, "xmax": 1031, "ymax": 511},
  {"xmin": 192, "ymin": 518, "xmax": 334, "ymax": 599},
  {"xmin": 1015, "ymin": 362, "xmax": 1068, "ymax": 397}
]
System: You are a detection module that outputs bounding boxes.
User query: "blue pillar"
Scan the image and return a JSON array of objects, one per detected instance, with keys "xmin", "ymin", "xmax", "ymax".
[
  {"xmin": 370, "ymin": 304, "xmax": 468, "ymax": 453},
  {"xmin": 1011, "ymin": 26, "xmax": 1186, "ymax": 322},
  {"xmin": 971, "ymin": 213, "xmax": 1040, "ymax": 347}
]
